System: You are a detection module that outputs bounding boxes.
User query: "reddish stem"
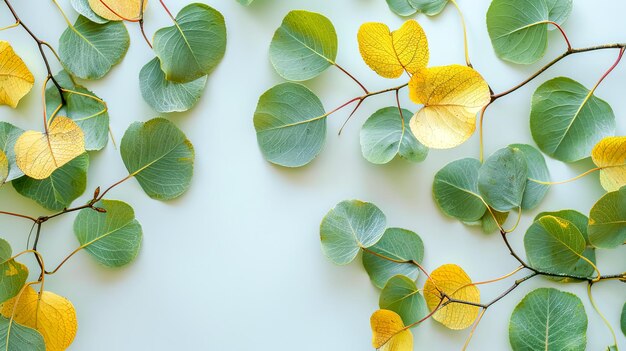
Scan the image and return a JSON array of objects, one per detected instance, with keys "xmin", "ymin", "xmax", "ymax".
[
  {"xmin": 593, "ymin": 47, "xmax": 625, "ymax": 91},
  {"xmin": 548, "ymin": 21, "xmax": 572, "ymax": 51},
  {"xmin": 334, "ymin": 63, "xmax": 369, "ymax": 94}
]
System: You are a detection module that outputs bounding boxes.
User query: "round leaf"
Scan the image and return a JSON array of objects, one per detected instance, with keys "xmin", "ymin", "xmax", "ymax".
[
  {"xmin": 479, "ymin": 208, "xmax": 509, "ymax": 234},
  {"xmin": 588, "ymin": 187, "xmax": 626, "ymax": 248},
  {"xmin": 370, "ymin": 309, "xmax": 413, "ymax": 351},
  {"xmin": 0, "ymin": 316, "xmax": 45, "ymax": 351},
  {"xmin": 379, "ymin": 275, "xmax": 427, "ymax": 325},
  {"xmin": 0, "ymin": 122, "xmax": 25, "ymax": 182},
  {"xmin": 592, "ymin": 136, "xmax": 626, "ymax": 192},
  {"xmin": 0, "ymin": 41, "xmax": 34, "ymax": 108},
  {"xmin": 386, "ymin": 0, "xmax": 418, "ymax": 16},
  {"xmin": 511, "ymin": 144, "xmax": 550, "ymax": 210},
  {"xmin": 409, "ymin": 0, "xmax": 449, "ymax": 15},
  {"xmin": 478, "ymin": 146, "xmax": 528, "ymax": 212},
  {"xmin": 87, "ymin": 0, "xmax": 146, "ymax": 21},
  {"xmin": 70, "ymin": 0, "xmax": 108, "ymax": 24},
  {"xmin": 433, "ymin": 158, "xmax": 486, "ymax": 222},
  {"xmin": 0, "ymin": 238, "xmax": 28, "ymax": 304}
]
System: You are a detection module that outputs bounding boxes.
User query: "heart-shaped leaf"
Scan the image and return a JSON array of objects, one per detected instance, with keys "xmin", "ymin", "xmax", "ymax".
[
  {"xmin": 370, "ymin": 309, "xmax": 413, "ymax": 351},
  {"xmin": 0, "ymin": 239, "xmax": 28, "ymax": 304},
  {"xmin": 87, "ymin": 0, "xmax": 146, "ymax": 21},
  {"xmin": 588, "ymin": 187, "xmax": 626, "ymax": 248},
  {"xmin": 380, "ymin": 275, "xmax": 428, "ymax": 325},
  {"xmin": 478, "ymin": 146, "xmax": 528, "ymax": 212},
  {"xmin": 592, "ymin": 136, "xmax": 626, "ymax": 192},
  {"xmin": 525, "ymin": 215, "xmax": 586, "ymax": 274},
  {"xmin": 0, "ymin": 41, "xmax": 34, "ymax": 108},
  {"xmin": 433, "ymin": 158, "xmax": 487, "ymax": 222}
]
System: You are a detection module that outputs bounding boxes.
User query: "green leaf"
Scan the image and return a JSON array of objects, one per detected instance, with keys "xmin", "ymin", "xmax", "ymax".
[
  {"xmin": 0, "ymin": 316, "xmax": 45, "ymax": 351},
  {"xmin": 153, "ymin": 4, "xmax": 226, "ymax": 83},
  {"xmin": 360, "ymin": 107, "xmax": 428, "ymax": 165},
  {"xmin": 320, "ymin": 200, "xmax": 386, "ymax": 265},
  {"xmin": 0, "ymin": 151, "xmax": 6, "ymax": 185},
  {"xmin": 0, "ymin": 238, "xmax": 28, "ymax": 304},
  {"xmin": 45, "ymin": 70, "xmax": 109, "ymax": 151},
  {"xmin": 524, "ymin": 215, "xmax": 586, "ymax": 275},
  {"xmin": 237, "ymin": 0, "xmax": 254, "ymax": 5},
  {"xmin": 59, "ymin": 16, "xmax": 129, "ymax": 80},
  {"xmin": 121, "ymin": 118, "xmax": 195, "ymax": 200},
  {"xmin": 510, "ymin": 144, "xmax": 550, "ymax": 210},
  {"xmin": 433, "ymin": 158, "xmax": 486, "ymax": 222},
  {"xmin": 379, "ymin": 275, "xmax": 428, "ymax": 325},
  {"xmin": 509, "ymin": 288, "xmax": 587, "ymax": 351},
  {"xmin": 386, "ymin": 0, "xmax": 417, "ymax": 16},
  {"xmin": 408, "ymin": 0, "xmax": 449, "ymax": 15},
  {"xmin": 588, "ymin": 186, "xmax": 626, "ymax": 248},
  {"xmin": 254, "ymin": 83, "xmax": 326, "ymax": 167},
  {"xmin": 139, "ymin": 57, "xmax": 207, "ymax": 113},
  {"xmin": 269, "ymin": 10, "xmax": 338, "ymax": 81},
  {"xmin": 487, "ymin": 0, "xmax": 573, "ymax": 64},
  {"xmin": 12, "ymin": 153, "xmax": 89, "ymax": 211},
  {"xmin": 70, "ymin": 0, "xmax": 108, "ymax": 24},
  {"xmin": 530, "ymin": 77, "xmax": 615, "ymax": 162},
  {"xmin": 362, "ymin": 228, "xmax": 424, "ymax": 288},
  {"xmin": 0, "ymin": 122, "xmax": 24, "ymax": 182},
  {"xmin": 621, "ymin": 302, "xmax": 625, "ymax": 337},
  {"xmin": 479, "ymin": 208, "xmax": 509, "ymax": 234},
  {"xmin": 74, "ymin": 200, "xmax": 142, "ymax": 267},
  {"xmin": 478, "ymin": 146, "xmax": 528, "ymax": 212}
]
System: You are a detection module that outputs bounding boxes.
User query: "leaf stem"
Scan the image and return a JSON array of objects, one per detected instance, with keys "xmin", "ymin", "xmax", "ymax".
[
  {"xmin": 587, "ymin": 282, "xmax": 619, "ymax": 349},
  {"xmin": 334, "ymin": 63, "xmax": 369, "ymax": 94},
  {"xmin": 0, "ymin": 211, "xmax": 37, "ymax": 222},
  {"xmin": 159, "ymin": 0, "xmax": 176, "ymax": 22},
  {"xmin": 50, "ymin": 0, "xmax": 73, "ymax": 27},
  {"xmin": 529, "ymin": 167, "xmax": 601, "ymax": 185},
  {"xmin": 138, "ymin": 0, "xmax": 152, "ymax": 48},
  {"xmin": 0, "ymin": 20, "xmax": 19, "ymax": 31},
  {"xmin": 450, "ymin": 0, "xmax": 471, "ymax": 67},
  {"xmin": 462, "ymin": 308, "xmax": 486, "ymax": 351},
  {"xmin": 548, "ymin": 21, "xmax": 572, "ymax": 51}
]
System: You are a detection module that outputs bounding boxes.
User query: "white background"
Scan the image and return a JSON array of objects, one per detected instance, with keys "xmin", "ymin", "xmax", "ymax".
[{"xmin": 1, "ymin": 0, "xmax": 625, "ymax": 349}]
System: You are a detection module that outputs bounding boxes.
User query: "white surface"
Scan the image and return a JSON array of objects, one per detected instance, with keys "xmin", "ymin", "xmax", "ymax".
[{"xmin": 0, "ymin": 0, "xmax": 625, "ymax": 350}]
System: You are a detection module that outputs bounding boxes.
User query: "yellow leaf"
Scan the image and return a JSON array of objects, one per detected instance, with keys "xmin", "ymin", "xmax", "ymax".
[
  {"xmin": 409, "ymin": 65, "xmax": 491, "ymax": 149},
  {"xmin": 370, "ymin": 310, "xmax": 413, "ymax": 351},
  {"xmin": 1, "ymin": 286, "xmax": 77, "ymax": 351},
  {"xmin": 88, "ymin": 0, "xmax": 147, "ymax": 21},
  {"xmin": 358, "ymin": 20, "xmax": 429, "ymax": 79},
  {"xmin": 15, "ymin": 116, "xmax": 85, "ymax": 180},
  {"xmin": 0, "ymin": 150, "xmax": 7, "ymax": 184},
  {"xmin": 592, "ymin": 136, "xmax": 626, "ymax": 192},
  {"xmin": 0, "ymin": 41, "xmax": 35, "ymax": 108},
  {"xmin": 423, "ymin": 263, "xmax": 480, "ymax": 330}
]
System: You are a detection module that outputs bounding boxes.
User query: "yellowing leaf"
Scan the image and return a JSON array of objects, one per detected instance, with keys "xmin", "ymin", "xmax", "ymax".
[
  {"xmin": 1, "ymin": 286, "xmax": 77, "ymax": 351},
  {"xmin": 0, "ymin": 150, "xmax": 7, "ymax": 184},
  {"xmin": 88, "ymin": 0, "xmax": 147, "ymax": 21},
  {"xmin": 358, "ymin": 20, "xmax": 429, "ymax": 79},
  {"xmin": 370, "ymin": 310, "xmax": 413, "ymax": 351},
  {"xmin": 409, "ymin": 65, "xmax": 491, "ymax": 149},
  {"xmin": 0, "ymin": 41, "xmax": 35, "ymax": 108},
  {"xmin": 423, "ymin": 263, "xmax": 480, "ymax": 330},
  {"xmin": 15, "ymin": 116, "xmax": 85, "ymax": 180},
  {"xmin": 592, "ymin": 136, "xmax": 626, "ymax": 192}
]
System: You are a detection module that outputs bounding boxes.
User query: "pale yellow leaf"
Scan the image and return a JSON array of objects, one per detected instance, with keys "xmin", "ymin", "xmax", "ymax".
[
  {"xmin": 370, "ymin": 309, "xmax": 413, "ymax": 351},
  {"xmin": 88, "ymin": 0, "xmax": 147, "ymax": 21},
  {"xmin": 1, "ymin": 286, "xmax": 77, "ymax": 351},
  {"xmin": 592, "ymin": 136, "xmax": 626, "ymax": 192},
  {"xmin": 423, "ymin": 263, "xmax": 480, "ymax": 330},
  {"xmin": 358, "ymin": 20, "xmax": 429, "ymax": 79},
  {"xmin": 15, "ymin": 116, "xmax": 85, "ymax": 180},
  {"xmin": 0, "ymin": 41, "xmax": 35, "ymax": 108},
  {"xmin": 0, "ymin": 150, "xmax": 7, "ymax": 185},
  {"xmin": 409, "ymin": 65, "xmax": 491, "ymax": 149}
]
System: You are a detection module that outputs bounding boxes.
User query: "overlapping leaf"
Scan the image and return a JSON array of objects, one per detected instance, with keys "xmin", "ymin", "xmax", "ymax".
[
  {"xmin": 512, "ymin": 143, "xmax": 550, "ymax": 210},
  {"xmin": 0, "ymin": 239, "xmax": 28, "ymax": 304},
  {"xmin": 478, "ymin": 146, "xmax": 528, "ymax": 212},
  {"xmin": 0, "ymin": 150, "xmax": 7, "ymax": 186},
  {"xmin": 370, "ymin": 309, "xmax": 413, "ymax": 351},
  {"xmin": 88, "ymin": 0, "xmax": 146, "ymax": 21},
  {"xmin": 0, "ymin": 122, "xmax": 24, "ymax": 182},
  {"xmin": 588, "ymin": 187, "xmax": 626, "ymax": 248},
  {"xmin": 0, "ymin": 41, "xmax": 34, "ymax": 108},
  {"xmin": 71, "ymin": 0, "xmax": 108, "ymax": 23},
  {"xmin": 592, "ymin": 136, "xmax": 626, "ymax": 192},
  {"xmin": 386, "ymin": 0, "xmax": 449, "ymax": 16},
  {"xmin": 0, "ymin": 316, "xmax": 45, "ymax": 351},
  {"xmin": 380, "ymin": 275, "xmax": 427, "ymax": 325},
  {"xmin": 433, "ymin": 158, "xmax": 486, "ymax": 222}
]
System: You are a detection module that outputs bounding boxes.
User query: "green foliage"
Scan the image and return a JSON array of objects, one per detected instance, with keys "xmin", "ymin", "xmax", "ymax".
[
  {"xmin": 0, "ymin": 316, "xmax": 45, "ymax": 351},
  {"xmin": 386, "ymin": 0, "xmax": 449, "ymax": 17},
  {"xmin": 621, "ymin": 302, "xmax": 626, "ymax": 337},
  {"xmin": 478, "ymin": 146, "xmax": 528, "ymax": 212},
  {"xmin": 70, "ymin": 0, "xmax": 108, "ymax": 24},
  {"xmin": 0, "ymin": 239, "xmax": 28, "ymax": 304},
  {"xmin": 433, "ymin": 158, "xmax": 486, "ymax": 222},
  {"xmin": 0, "ymin": 122, "xmax": 24, "ymax": 182},
  {"xmin": 511, "ymin": 144, "xmax": 550, "ymax": 210},
  {"xmin": 379, "ymin": 275, "xmax": 428, "ymax": 325},
  {"xmin": 588, "ymin": 186, "xmax": 626, "ymax": 248}
]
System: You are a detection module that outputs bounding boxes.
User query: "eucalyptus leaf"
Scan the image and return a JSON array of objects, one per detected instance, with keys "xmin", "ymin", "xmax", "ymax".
[
  {"xmin": 510, "ymin": 144, "xmax": 550, "ymax": 210},
  {"xmin": 320, "ymin": 200, "xmax": 386, "ymax": 265},
  {"xmin": 254, "ymin": 83, "xmax": 326, "ymax": 167},
  {"xmin": 0, "ymin": 238, "xmax": 28, "ymax": 304},
  {"xmin": 588, "ymin": 187, "xmax": 626, "ymax": 248},
  {"xmin": 478, "ymin": 146, "xmax": 528, "ymax": 212},
  {"xmin": 139, "ymin": 57, "xmax": 207, "ymax": 113},
  {"xmin": 379, "ymin": 275, "xmax": 428, "ymax": 325},
  {"xmin": 121, "ymin": 118, "xmax": 194, "ymax": 200},
  {"xmin": 530, "ymin": 77, "xmax": 615, "ymax": 162},
  {"xmin": 386, "ymin": 0, "xmax": 417, "ymax": 16},
  {"xmin": 621, "ymin": 302, "xmax": 625, "ymax": 337},
  {"xmin": 153, "ymin": 3, "xmax": 226, "ymax": 83},
  {"xmin": 59, "ymin": 16, "xmax": 130, "ymax": 79},
  {"xmin": 509, "ymin": 288, "xmax": 587, "ymax": 351},
  {"xmin": 0, "ymin": 316, "xmax": 45, "ymax": 351},
  {"xmin": 360, "ymin": 107, "xmax": 427, "ymax": 164},
  {"xmin": 433, "ymin": 158, "xmax": 486, "ymax": 222},
  {"xmin": 269, "ymin": 10, "xmax": 338, "ymax": 81},
  {"xmin": 480, "ymin": 208, "xmax": 509, "ymax": 234},
  {"xmin": 408, "ymin": 0, "xmax": 449, "ymax": 15},
  {"xmin": 0, "ymin": 122, "xmax": 24, "ymax": 182},
  {"xmin": 362, "ymin": 228, "xmax": 424, "ymax": 288},
  {"xmin": 237, "ymin": 0, "xmax": 254, "ymax": 5},
  {"xmin": 70, "ymin": 0, "xmax": 108, "ymax": 24}
]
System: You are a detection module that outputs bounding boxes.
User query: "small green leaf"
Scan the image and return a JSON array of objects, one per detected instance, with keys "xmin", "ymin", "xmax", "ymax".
[
  {"xmin": 139, "ymin": 57, "xmax": 207, "ymax": 113},
  {"xmin": 0, "ymin": 122, "xmax": 24, "ymax": 182},
  {"xmin": 480, "ymin": 208, "xmax": 509, "ymax": 234},
  {"xmin": 121, "ymin": 118, "xmax": 195, "ymax": 200},
  {"xmin": 478, "ymin": 146, "xmax": 528, "ymax": 212},
  {"xmin": 0, "ymin": 316, "xmax": 45, "ymax": 351},
  {"xmin": 269, "ymin": 10, "xmax": 338, "ymax": 81},
  {"xmin": 379, "ymin": 275, "xmax": 428, "ymax": 325},
  {"xmin": 153, "ymin": 4, "xmax": 226, "ymax": 83},
  {"xmin": 408, "ymin": 0, "xmax": 449, "ymax": 15},
  {"xmin": 12, "ymin": 153, "xmax": 89, "ymax": 211},
  {"xmin": 254, "ymin": 83, "xmax": 326, "ymax": 167},
  {"xmin": 320, "ymin": 200, "xmax": 386, "ymax": 265},
  {"xmin": 433, "ymin": 158, "xmax": 486, "ymax": 222},
  {"xmin": 74, "ymin": 200, "xmax": 142, "ymax": 267},
  {"xmin": 511, "ymin": 144, "xmax": 550, "ymax": 210},
  {"xmin": 0, "ymin": 238, "xmax": 28, "ymax": 304},
  {"xmin": 70, "ymin": 0, "xmax": 108, "ymax": 24},
  {"xmin": 59, "ymin": 16, "xmax": 130, "ymax": 79},
  {"xmin": 588, "ymin": 186, "xmax": 626, "ymax": 248},
  {"xmin": 530, "ymin": 77, "xmax": 615, "ymax": 162},
  {"xmin": 386, "ymin": 0, "xmax": 417, "ymax": 16},
  {"xmin": 362, "ymin": 228, "xmax": 424, "ymax": 288}
]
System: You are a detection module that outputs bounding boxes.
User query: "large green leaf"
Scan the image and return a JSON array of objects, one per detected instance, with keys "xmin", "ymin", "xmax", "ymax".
[
  {"xmin": 70, "ymin": 0, "xmax": 108, "ymax": 24},
  {"xmin": 269, "ymin": 10, "xmax": 337, "ymax": 81},
  {"xmin": 588, "ymin": 187, "xmax": 626, "ymax": 248},
  {"xmin": 530, "ymin": 77, "xmax": 615, "ymax": 162},
  {"xmin": 139, "ymin": 57, "xmax": 207, "ymax": 113},
  {"xmin": 360, "ymin": 107, "xmax": 427, "ymax": 165},
  {"xmin": 379, "ymin": 275, "xmax": 428, "ymax": 325},
  {"xmin": 0, "ymin": 316, "xmax": 45, "ymax": 351},
  {"xmin": 362, "ymin": 228, "xmax": 424, "ymax": 288},
  {"xmin": 478, "ymin": 147, "xmax": 528, "ymax": 212},
  {"xmin": 74, "ymin": 200, "xmax": 142, "ymax": 267},
  {"xmin": 254, "ymin": 83, "xmax": 326, "ymax": 167},
  {"xmin": 509, "ymin": 288, "xmax": 587, "ymax": 351},
  {"xmin": 487, "ymin": 0, "xmax": 573, "ymax": 64},
  {"xmin": 59, "ymin": 16, "xmax": 129, "ymax": 79},
  {"xmin": 0, "ymin": 239, "xmax": 28, "ymax": 304},
  {"xmin": 320, "ymin": 200, "xmax": 386, "ymax": 265},
  {"xmin": 12, "ymin": 153, "xmax": 89, "ymax": 211},
  {"xmin": 433, "ymin": 158, "xmax": 486, "ymax": 222},
  {"xmin": 0, "ymin": 122, "xmax": 24, "ymax": 182},
  {"xmin": 45, "ymin": 70, "xmax": 109, "ymax": 151},
  {"xmin": 524, "ymin": 215, "xmax": 586, "ymax": 274},
  {"xmin": 153, "ymin": 4, "xmax": 226, "ymax": 83},
  {"xmin": 120, "ymin": 118, "xmax": 194, "ymax": 200},
  {"xmin": 511, "ymin": 144, "xmax": 550, "ymax": 210}
]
